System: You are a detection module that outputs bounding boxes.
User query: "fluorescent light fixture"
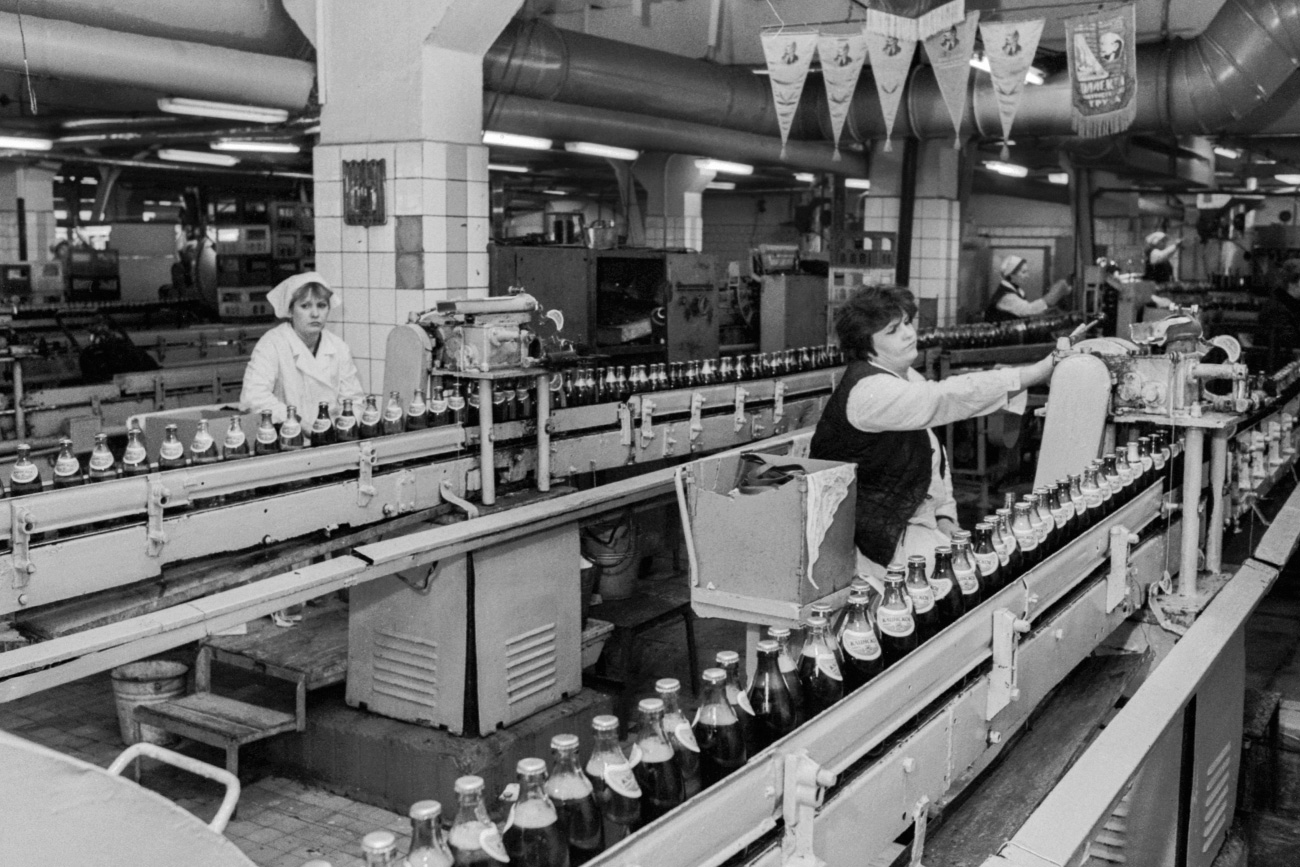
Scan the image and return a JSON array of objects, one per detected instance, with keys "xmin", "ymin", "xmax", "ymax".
[
  {"xmin": 1214, "ymin": 146, "xmax": 1242, "ymax": 160},
  {"xmin": 542, "ymin": 189, "xmax": 570, "ymax": 196},
  {"xmin": 0, "ymin": 134, "xmax": 53, "ymax": 151},
  {"xmin": 81, "ymin": 176, "xmax": 98, "ymax": 185},
  {"xmin": 158, "ymin": 148, "xmax": 239, "ymax": 167},
  {"xmin": 1256, "ymin": 157, "xmax": 1277, "ymax": 165},
  {"xmin": 1276, "ymin": 174, "xmax": 1300, "ymax": 184},
  {"xmin": 157, "ymin": 97, "xmax": 288, "ymax": 124},
  {"xmin": 1047, "ymin": 172, "xmax": 1070, "ymax": 185},
  {"xmin": 970, "ymin": 54, "xmax": 1045, "ymax": 85},
  {"xmin": 211, "ymin": 140, "xmax": 301, "ymax": 154},
  {"xmin": 794, "ymin": 172, "xmax": 817, "ymax": 183},
  {"xmin": 565, "ymin": 141, "xmax": 639, "ymax": 161},
  {"xmin": 984, "ymin": 160, "xmax": 1029, "ymax": 178},
  {"xmin": 488, "ymin": 163, "xmax": 529, "ymax": 173},
  {"xmin": 705, "ymin": 181, "xmax": 736, "ymax": 190},
  {"xmin": 844, "ymin": 178, "xmax": 871, "ymax": 190},
  {"xmin": 696, "ymin": 158, "xmax": 753, "ymax": 176},
  {"xmin": 482, "ymin": 130, "xmax": 553, "ymax": 150}
]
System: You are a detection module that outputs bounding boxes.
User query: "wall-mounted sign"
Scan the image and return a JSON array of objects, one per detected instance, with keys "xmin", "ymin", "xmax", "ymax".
[{"xmin": 342, "ymin": 159, "xmax": 386, "ymax": 226}]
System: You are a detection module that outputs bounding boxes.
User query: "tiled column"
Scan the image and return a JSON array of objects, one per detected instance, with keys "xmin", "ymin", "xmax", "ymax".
[
  {"xmin": 0, "ymin": 165, "xmax": 57, "ymax": 272},
  {"xmin": 633, "ymin": 153, "xmax": 713, "ymax": 252}
]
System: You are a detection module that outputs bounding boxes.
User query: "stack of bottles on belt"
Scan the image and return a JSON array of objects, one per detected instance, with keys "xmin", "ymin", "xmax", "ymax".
[{"xmin": 915, "ymin": 312, "xmax": 1085, "ymax": 351}]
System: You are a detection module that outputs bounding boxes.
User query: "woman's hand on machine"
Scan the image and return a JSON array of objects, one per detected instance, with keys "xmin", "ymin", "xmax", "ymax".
[{"xmin": 1021, "ymin": 352, "xmax": 1058, "ymax": 388}]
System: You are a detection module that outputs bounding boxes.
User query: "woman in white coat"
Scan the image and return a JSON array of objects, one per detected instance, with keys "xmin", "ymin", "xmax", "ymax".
[{"xmin": 240, "ymin": 272, "xmax": 365, "ymax": 423}]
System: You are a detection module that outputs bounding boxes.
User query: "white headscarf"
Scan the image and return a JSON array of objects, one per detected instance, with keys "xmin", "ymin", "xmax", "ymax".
[
  {"xmin": 1145, "ymin": 231, "xmax": 1168, "ymax": 247},
  {"xmin": 265, "ymin": 271, "xmax": 338, "ymax": 319},
  {"xmin": 1000, "ymin": 255, "xmax": 1026, "ymax": 279}
]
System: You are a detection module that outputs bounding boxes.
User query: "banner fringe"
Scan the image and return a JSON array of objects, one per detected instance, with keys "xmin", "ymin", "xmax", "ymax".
[
  {"xmin": 780, "ymin": 141, "xmax": 789, "ymax": 160},
  {"xmin": 1072, "ymin": 102, "xmax": 1137, "ymax": 138}
]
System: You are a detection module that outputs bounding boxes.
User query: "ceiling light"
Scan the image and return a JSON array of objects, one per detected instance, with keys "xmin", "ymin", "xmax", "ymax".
[
  {"xmin": 696, "ymin": 158, "xmax": 753, "ymax": 176},
  {"xmin": 1214, "ymin": 146, "xmax": 1242, "ymax": 160},
  {"xmin": 1047, "ymin": 172, "xmax": 1069, "ymax": 185},
  {"xmin": 157, "ymin": 97, "xmax": 288, "ymax": 124},
  {"xmin": 542, "ymin": 189, "xmax": 569, "ymax": 195},
  {"xmin": 489, "ymin": 163, "xmax": 529, "ymax": 173},
  {"xmin": 81, "ymin": 176, "xmax": 98, "ymax": 185},
  {"xmin": 565, "ymin": 141, "xmax": 639, "ymax": 161},
  {"xmin": 158, "ymin": 148, "xmax": 239, "ymax": 167},
  {"xmin": 794, "ymin": 172, "xmax": 817, "ymax": 183},
  {"xmin": 211, "ymin": 140, "xmax": 301, "ymax": 154},
  {"xmin": 705, "ymin": 181, "xmax": 736, "ymax": 191},
  {"xmin": 844, "ymin": 178, "xmax": 871, "ymax": 190},
  {"xmin": 483, "ymin": 131, "xmax": 553, "ymax": 150},
  {"xmin": 0, "ymin": 135, "xmax": 53, "ymax": 151},
  {"xmin": 1256, "ymin": 157, "xmax": 1277, "ymax": 165},
  {"xmin": 984, "ymin": 160, "xmax": 1029, "ymax": 178},
  {"xmin": 1276, "ymin": 174, "xmax": 1300, "ymax": 184}
]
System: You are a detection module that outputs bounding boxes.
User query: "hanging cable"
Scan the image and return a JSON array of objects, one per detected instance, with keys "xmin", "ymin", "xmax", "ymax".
[{"xmin": 15, "ymin": 0, "xmax": 38, "ymax": 115}]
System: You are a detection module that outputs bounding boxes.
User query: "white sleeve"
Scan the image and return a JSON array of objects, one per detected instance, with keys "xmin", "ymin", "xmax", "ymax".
[
  {"xmin": 847, "ymin": 367, "xmax": 1025, "ymax": 432},
  {"xmin": 240, "ymin": 333, "xmax": 289, "ymax": 423},
  {"xmin": 335, "ymin": 342, "xmax": 366, "ymax": 406},
  {"xmin": 996, "ymin": 292, "xmax": 1049, "ymax": 317},
  {"xmin": 1150, "ymin": 244, "xmax": 1178, "ymax": 265}
]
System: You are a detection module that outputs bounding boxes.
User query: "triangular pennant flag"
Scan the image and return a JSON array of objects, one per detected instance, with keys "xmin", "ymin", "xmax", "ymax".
[
  {"xmin": 979, "ymin": 18, "xmax": 1045, "ymax": 159},
  {"xmin": 817, "ymin": 30, "xmax": 870, "ymax": 161},
  {"xmin": 761, "ymin": 30, "xmax": 820, "ymax": 160},
  {"xmin": 864, "ymin": 19, "xmax": 918, "ymax": 152},
  {"xmin": 867, "ymin": 0, "xmax": 966, "ymax": 41},
  {"xmin": 922, "ymin": 11, "xmax": 980, "ymax": 148}
]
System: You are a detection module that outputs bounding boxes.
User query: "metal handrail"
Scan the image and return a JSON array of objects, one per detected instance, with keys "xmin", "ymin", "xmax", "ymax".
[{"xmin": 107, "ymin": 741, "xmax": 241, "ymax": 833}]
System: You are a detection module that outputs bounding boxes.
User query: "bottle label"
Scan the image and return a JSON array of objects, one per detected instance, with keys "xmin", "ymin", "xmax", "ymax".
[
  {"xmin": 480, "ymin": 827, "xmax": 509, "ymax": 863},
  {"xmin": 361, "ymin": 408, "xmax": 381, "ymax": 425},
  {"xmin": 1061, "ymin": 501, "xmax": 1076, "ymax": 520},
  {"xmin": 1051, "ymin": 508, "xmax": 1069, "ymax": 529},
  {"xmin": 674, "ymin": 722, "xmax": 700, "ymax": 752},
  {"xmin": 1140, "ymin": 456, "xmax": 1154, "ymax": 473},
  {"xmin": 1084, "ymin": 490, "xmax": 1103, "ymax": 508},
  {"xmin": 123, "ymin": 442, "xmax": 147, "ymax": 466},
  {"xmin": 311, "ymin": 417, "xmax": 332, "ymax": 434},
  {"xmin": 224, "ymin": 428, "xmax": 247, "ymax": 450},
  {"xmin": 10, "ymin": 463, "xmax": 38, "ymax": 484},
  {"xmin": 280, "ymin": 419, "xmax": 301, "ymax": 440},
  {"xmin": 256, "ymin": 427, "xmax": 278, "ymax": 445},
  {"xmin": 159, "ymin": 440, "xmax": 184, "ymax": 461},
  {"xmin": 1153, "ymin": 453, "xmax": 1167, "ymax": 470},
  {"xmin": 930, "ymin": 576, "xmax": 954, "ymax": 599},
  {"xmin": 54, "ymin": 452, "xmax": 80, "ymax": 477},
  {"xmin": 735, "ymin": 689, "xmax": 755, "ymax": 716},
  {"xmin": 877, "ymin": 608, "xmax": 915, "ymax": 638},
  {"xmin": 89, "ymin": 450, "xmax": 114, "ymax": 472},
  {"xmin": 1013, "ymin": 530, "xmax": 1038, "ymax": 552},
  {"xmin": 334, "ymin": 415, "xmax": 356, "ymax": 432},
  {"xmin": 841, "ymin": 628, "xmax": 882, "ymax": 661},
  {"xmin": 429, "ymin": 398, "xmax": 449, "ymax": 414},
  {"xmin": 191, "ymin": 430, "xmax": 214, "ymax": 453},
  {"xmin": 815, "ymin": 652, "xmax": 842, "ymax": 681},
  {"xmin": 777, "ymin": 654, "xmax": 797, "ymax": 674},
  {"xmin": 974, "ymin": 551, "xmax": 1000, "ymax": 577},
  {"xmin": 627, "ymin": 743, "xmax": 642, "ymax": 768},
  {"xmin": 604, "ymin": 762, "xmax": 642, "ymax": 798},
  {"xmin": 383, "ymin": 406, "xmax": 404, "ymax": 422},
  {"xmin": 957, "ymin": 573, "xmax": 980, "ymax": 595},
  {"xmin": 993, "ymin": 542, "xmax": 1011, "ymax": 566},
  {"xmin": 906, "ymin": 584, "xmax": 935, "ymax": 614}
]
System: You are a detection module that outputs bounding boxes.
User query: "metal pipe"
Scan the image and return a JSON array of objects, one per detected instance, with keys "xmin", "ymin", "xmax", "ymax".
[
  {"xmin": 1179, "ymin": 427, "xmax": 1205, "ymax": 597},
  {"xmin": 12, "ymin": 359, "xmax": 24, "ymax": 441},
  {"xmin": 40, "ymin": 152, "xmax": 312, "ymax": 181},
  {"xmin": 536, "ymin": 371, "xmax": 551, "ymax": 493},
  {"xmin": 1207, "ymin": 429, "xmax": 1229, "ymax": 573},
  {"xmin": 479, "ymin": 379, "xmax": 495, "ymax": 506}
]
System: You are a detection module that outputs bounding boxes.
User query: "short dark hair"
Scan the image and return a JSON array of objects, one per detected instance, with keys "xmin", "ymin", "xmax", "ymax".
[{"xmin": 835, "ymin": 285, "xmax": 918, "ymax": 360}]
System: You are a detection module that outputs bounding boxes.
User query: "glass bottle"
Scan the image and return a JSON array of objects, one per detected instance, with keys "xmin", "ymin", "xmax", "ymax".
[
  {"xmin": 1137, "ymin": 436, "xmax": 1155, "ymax": 484},
  {"xmin": 994, "ymin": 507, "xmax": 1022, "ymax": 580},
  {"xmin": 797, "ymin": 613, "xmax": 844, "ymax": 717},
  {"xmin": 116, "ymin": 425, "xmax": 149, "ymax": 478},
  {"xmin": 766, "ymin": 626, "xmax": 804, "ymax": 722},
  {"xmin": 51, "ymin": 437, "xmax": 84, "ymax": 489},
  {"xmin": 631, "ymin": 698, "xmax": 683, "ymax": 823},
  {"xmin": 87, "ymin": 432, "xmax": 117, "ymax": 482},
  {"xmin": 307, "ymin": 402, "xmax": 334, "ymax": 448},
  {"xmin": 1080, "ymin": 466, "xmax": 1104, "ymax": 527},
  {"xmin": 1121, "ymin": 443, "xmax": 1139, "ymax": 492},
  {"xmin": 905, "ymin": 555, "xmax": 940, "ymax": 642},
  {"xmin": 692, "ymin": 669, "xmax": 747, "ymax": 787},
  {"xmin": 362, "ymin": 830, "xmax": 400, "ymax": 867},
  {"xmin": 492, "ymin": 384, "xmax": 509, "ymax": 422},
  {"xmin": 950, "ymin": 531, "xmax": 982, "ymax": 609},
  {"xmin": 279, "ymin": 406, "xmax": 306, "ymax": 452},
  {"xmin": 1102, "ymin": 454, "xmax": 1124, "ymax": 508},
  {"xmin": 972, "ymin": 523, "xmax": 1002, "ymax": 595},
  {"xmin": 223, "ymin": 416, "xmax": 251, "ymax": 460},
  {"xmin": 1152, "ymin": 429, "xmax": 1170, "ymax": 470},
  {"xmin": 405, "ymin": 800, "xmax": 454, "ymax": 867},
  {"xmin": 584, "ymin": 715, "xmax": 640, "ymax": 845},
  {"xmin": 9, "ymin": 442, "xmax": 43, "ymax": 495},
  {"xmin": 382, "ymin": 390, "xmax": 406, "ymax": 435},
  {"xmin": 1094, "ymin": 459, "xmax": 1115, "ymax": 516},
  {"xmin": 503, "ymin": 757, "xmax": 568, "ymax": 867},
  {"xmin": 1053, "ymin": 480, "xmax": 1076, "ymax": 539},
  {"xmin": 254, "ymin": 410, "xmax": 280, "ymax": 456},
  {"xmin": 407, "ymin": 389, "xmax": 430, "ymax": 430},
  {"xmin": 518, "ymin": 377, "xmax": 535, "ymax": 420},
  {"xmin": 1031, "ymin": 489, "xmax": 1057, "ymax": 555},
  {"xmin": 837, "ymin": 590, "xmax": 884, "ymax": 691},
  {"xmin": 334, "ymin": 399, "xmax": 360, "ymax": 443},
  {"xmin": 158, "ymin": 424, "xmax": 187, "ymax": 470},
  {"xmin": 545, "ymin": 734, "xmax": 603, "ymax": 865},
  {"xmin": 1021, "ymin": 493, "xmax": 1047, "ymax": 557},
  {"xmin": 655, "ymin": 678, "xmax": 701, "ymax": 799},
  {"xmin": 447, "ymin": 388, "xmax": 467, "ymax": 427},
  {"xmin": 359, "ymin": 394, "xmax": 384, "ymax": 438},
  {"xmin": 715, "ymin": 650, "xmax": 755, "ymax": 754},
  {"xmin": 1011, "ymin": 503, "xmax": 1040, "ymax": 570},
  {"xmin": 601, "ymin": 368, "xmax": 617, "ymax": 405},
  {"xmin": 465, "ymin": 383, "xmax": 481, "ymax": 427},
  {"xmin": 448, "ymin": 775, "xmax": 509, "ymax": 866},
  {"xmin": 930, "ymin": 546, "xmax": 964, "ymax": 628},
  {"xmin": 876, "ymin": 569, "xmax": 918, "ymax": 667},
  {"xmin": 1066, "ymin": 474, "xmax": 1088, "ymax": 532},
  {"xmin": 747, "ymin": 640, "xmax": 796, "ymax": 752}
]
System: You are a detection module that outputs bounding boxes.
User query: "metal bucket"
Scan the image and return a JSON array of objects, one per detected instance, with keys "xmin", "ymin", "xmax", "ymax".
[
  {"xmin": 585, "ymin": 222, "xmax": 618, "ymax": 250},
  {"xmin": 110, "ymin": 660, "xmax": 189, "ymax": 746},
  {"xmin": 582, "ymin": 511, "xmax": 639, "ymax": 600}
]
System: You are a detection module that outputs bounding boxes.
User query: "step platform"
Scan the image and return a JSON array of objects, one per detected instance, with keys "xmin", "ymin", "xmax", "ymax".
[{"xmin": 134, "ymin": 693, "xmax": 297, "ymax": 777}]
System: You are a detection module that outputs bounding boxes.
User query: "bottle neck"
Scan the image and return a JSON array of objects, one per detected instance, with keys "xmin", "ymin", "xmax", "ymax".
[
  {"xmin": 552, "ymin": 746, "xmax": 584, "ymax": 776},
  {"xmin": 410, "ymin": 817, "xmax": 438, "ymax": 850},
  {"xmin": 454, "ymin": 793, "xmax": 489, "ymax": 827}
]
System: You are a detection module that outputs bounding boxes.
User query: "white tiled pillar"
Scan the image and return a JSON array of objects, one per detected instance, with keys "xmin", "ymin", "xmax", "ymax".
[
  {"xmin": 634, "ymin": 153, "xmax": 713, "ymax": 252},
  {"xmin": 0, "ymin": 165, "xmax": 57, "ymax": 270}
]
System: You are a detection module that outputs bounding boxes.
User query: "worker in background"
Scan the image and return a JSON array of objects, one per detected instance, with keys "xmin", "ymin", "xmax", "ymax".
[
  {"xmin": 810, "ymin": 285, "xmax": 1057, "ymax": 583},
  {"xmin": 240, "ymin": 271, "xmax": 365, "ymax": 424},
  {"xmin": 985, "ymin": 255, "xmax": 1071, "ymax": 322},
  {"xmin": 1143, "ymin": 231, "xmax": 1182, "ymax": 284}
]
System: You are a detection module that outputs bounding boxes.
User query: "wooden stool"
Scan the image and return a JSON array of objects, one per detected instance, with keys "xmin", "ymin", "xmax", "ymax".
[{"xmin": 585, "ymin": 590, "xmax": 700, "ymax": 725}]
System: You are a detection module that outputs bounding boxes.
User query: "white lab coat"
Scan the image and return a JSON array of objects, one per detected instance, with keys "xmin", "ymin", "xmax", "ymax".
[{"xmin": 240, "ymin": 322, "xmax": 365, "ymax": 424}]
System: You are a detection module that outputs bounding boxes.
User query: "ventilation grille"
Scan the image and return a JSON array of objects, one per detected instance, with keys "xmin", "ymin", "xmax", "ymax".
[
  {"xmin": 1086, "ymin": 789, "xmax": 1130, "ymax": 865},
  {"xmin": 505, "ymin": 621, "xmax": 558, "ymax": 706},
  {"xmin": 372, "ymin": 628, "xmax": 440, "ymax": 707},
  {"xmin": 1201, "ymin": 739, "xmax": 1233, "ymax": 854}
]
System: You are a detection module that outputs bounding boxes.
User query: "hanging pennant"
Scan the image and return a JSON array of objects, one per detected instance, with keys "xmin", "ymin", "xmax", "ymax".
[
  {"xmin": 817, "ymin": 29, "xmax": 869, "ymax": 161},
  {"xmin": 864, "ymin": 19, "xmax": 918, "ymax": 152},
  {"xmin": 867, "ymin": 0, "xmax": 965, "ymax": 41},
  {"xmin": 1064, "ymin": 3, "xmax": 1138, "ymax": 138},
  {"xmin": 921, "ymin": 11, "xmax": 979, "ymax": 148},
  {"xmin": 761, "ymin": 29, "xmax": 820, "ymax": 160},
  {"xmin": 979, "ymin": 18, "xmax": 1045, "ymax": 159}
]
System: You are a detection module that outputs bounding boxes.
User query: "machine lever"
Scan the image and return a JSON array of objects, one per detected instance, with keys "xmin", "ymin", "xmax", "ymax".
[
  {"xmin": 440, "ymin": 480, "xmax": 480, "ymax": 520},
  {"xmin": 357, "ymin": 443, "xmax": 378, "ymax": 507},
  {"xmin": 146, "ymin": 479, "xmax": 169, "ymax": 558},
  {"xmin": 1107, "ymin": 525, "xmax": 1139, "ymax": 614},
  {"xmin": 986, "ymin": 608, "xmax": 1030, "ymax": 720},
  {"xmin": 9, "ymin": 505, "xmax": 34, "ymax": 589}
]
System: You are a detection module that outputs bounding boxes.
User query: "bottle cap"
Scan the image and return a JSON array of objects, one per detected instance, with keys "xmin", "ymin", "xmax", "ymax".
[
  {"xmin": 809, "ymin": 602, "xmax": 833, "ymax": 614},
  {"xmin": 454, "ymin": 775, "xmax": 485, "ymax": 796},
  {"xmin": 361, "ymin": 830, "xmax": 397, "ymax": 854},
  {"xmin": 551, "ymin": 733, "xmax": 580, "ymax": 751},
  {"xmin": 592, "ymin": 715, "xmax": 620, "ymax": 732},
  {"xmin": 767, "ymin": 626, "xmax": 790, "ymax": 638},
  {"xmin": 756, "ymin": 639, "xmax": 779, "ymax": 654},
  {"xmin": 716, "ymin": 650, "xmax": 740, "ymax": 666},
  {"xmin": 655, "ymin": 677, "xmax": 681, "ymax": 695},
  {"xmin": 517, "ymin": 757, "xmax": 547, "ymax": 776},
  {"xmin": 935, "ymin": 545, "xmax": 952, "ymax": 555},
  {"xmin": 806, "ymin": 613, "xmax": 828, "ymax": 628},
  {"xmin": 907, "ymin": 554, "xmax": 927, "ymax": 565},
  {"xmin": 702, "ymin": 667, "xmax": 727, "ymax": 684},
  {"xmin": 975, "ymin": 522, "xmax": 991, "ymax": 530},
  {"xmin": 409, "ymin": 800, "xmax": 442, "ymax": 821},
  {"xmin": 638, "ymin": 697, "xmax": 664, "ymax": 714}
]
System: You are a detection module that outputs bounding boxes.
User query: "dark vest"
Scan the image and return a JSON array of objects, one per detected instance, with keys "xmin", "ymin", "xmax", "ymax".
[
  {"xmin": 809, "ymin": 361, "xmax": 933, "ymax": 567},
  {"xmin": 984, "ymin": 279, "xmax": 1024, "ymax": 322},
  {"xmin": 1144, "ymin": 258, "xmax": 1173, "ymax": 284}
]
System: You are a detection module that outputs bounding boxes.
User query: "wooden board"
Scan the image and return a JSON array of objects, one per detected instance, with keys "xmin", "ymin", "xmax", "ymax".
[
  {"xmin": 134, "ymin": 692, "xmax": 297, "ymax": 746},
  {"xmin": 207, "ymin": 600, "xmax": 349, "ymax": 691},
  {"xmin": 1034, "ymin": 352, "xmax": 1112, "ymax": 489}
]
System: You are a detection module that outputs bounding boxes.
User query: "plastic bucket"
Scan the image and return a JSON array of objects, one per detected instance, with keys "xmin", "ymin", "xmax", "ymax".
[
  {"xmin": 582, "ymin": 511, "xmax": 639, "ymax": 600},
  {"xmin": 110, "ymin": 660, "xmax": 189, "ymax": 747}
]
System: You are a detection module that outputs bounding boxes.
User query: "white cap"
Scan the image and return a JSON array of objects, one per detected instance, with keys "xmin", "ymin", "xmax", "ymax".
[
  {"xmin": 1000, "ymin": 255, "xmax": 1026, "ymax": 278},
  {"xmin": 265, "ymin": 271, "xmax": 337, "ymax": 319},
  {"xmin": 1145, "ymin": 231, "xmax": 1167, "ymax": 246}
]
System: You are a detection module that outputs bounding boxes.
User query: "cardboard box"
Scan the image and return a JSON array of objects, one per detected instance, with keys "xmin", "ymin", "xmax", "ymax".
[{"xmin": 683, "ymin": 451, "xmax": 857, "ymax": 626}]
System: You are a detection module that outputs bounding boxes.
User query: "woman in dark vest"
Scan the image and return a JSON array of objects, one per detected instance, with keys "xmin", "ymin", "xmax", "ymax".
[
  {"xmin": 1143, "ymin": 231, "xmax": 1181, "ymax": 284},
  {"xmin": 985, "ymin": 255, "xmax": 1071, "ymax": 322},
  {"xmin": 810, "ymin": 285, "xmax": 1057, "ymax": 585}
]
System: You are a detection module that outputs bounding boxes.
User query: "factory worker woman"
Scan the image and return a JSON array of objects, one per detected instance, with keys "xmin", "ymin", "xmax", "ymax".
[
  {"xmin": 1143, "ymin": 231, "xmax": 1181, "ymax": 284},
  {"xmin": 240, "ymin": 272, "xmax": 365, "ymax": 422},
  {"xmin": 809, "ymin": 285, "xmax": 1057, "ymax": 583},
  {"xmin": 985, "ymin": 254, "xmax": 1071, "ymax": 322}
]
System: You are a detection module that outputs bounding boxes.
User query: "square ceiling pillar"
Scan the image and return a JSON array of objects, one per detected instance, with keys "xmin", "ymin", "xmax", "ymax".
[{"xmin": 633, "ymin": 153, "xmax": 715, "ymax": 252}]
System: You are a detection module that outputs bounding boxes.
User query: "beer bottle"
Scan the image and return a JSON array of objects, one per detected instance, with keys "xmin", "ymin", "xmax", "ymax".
[
  {"xmin": 930, "ymin": 546, "xmax": 964, "ymax": 628},
  {"xmin": 51, "ymin": 438, "xmax": 83, "ymax": 489},
  {"xmin": 492, "ymin": 384, "xmax": 508, "ymax": 423},
  {"xmin": 972, "ymin": 523, "xmax": 1002, "ymax": 595},
  {"xmin": 766, "ymin": 626, "xmax": 804, "ymax": 721},
  {"xmin": 519, "ymin": 377, "xmax": 535, "ymax": 420},
  {"xmin": 1053, "ymin": 480, "xmax": 1077, "ymax": 539},
  {"xmin": 994, "ymin": 508, "xmax": 1022, "ymax": 579},
  {"xmin": 602, "ymin": 368, "xmax": 618, "ymax": 405},
  {"xmin": 692, "ymin": 670, "xmax": 747, "ymax": 787},
  {"xmin": 1065, "ymin": 475, "xmax": 1087, "ymax": 532},
  {"xmin": 837, "ymin": 591, "xmax": 884, "ymax": 691},
  {"xmin": 655, "ymin": 678, "xmax": 702, "ymax": 799},
  {"xmin": 279, "ymin": 406, "xmax": 306, "ymax": 452},
  {"xmin": 447, "ymin": 388, "xmax": 467, "ymax": 427},
  {"xmin": 222, "ymin": 416, "xmax": 251, "ymax": 460},
  {"xmin": 747, "ymin": 640, "xmax": 796, "ymax": 751},
  {"xmin": 1030, "ymin": 489, "xmax": 1056, "ymax": 555},
  {"xmin": 584, "ymin": 715, "xmax": 640, "ymax": 844},
  {"xmin": 1119, "ymin": 445, "xmax": 1138, "ymax": 496},
  {"xmin": 87, "ymin": 432, "xmax": 117, "ymax": 482},
  {"xmin": 545, "ymin": 734, "xmax": 603, "ymax": 865},
  {"xmin": 428, "ymin": 388, "xmax": 450, "ymax": 428},
  {"xmin": 9, "ymin": 443, "xmax": 43, "ymax": 496},
  {"xmin": 405, "ymin": 800, "xmax": 454, "ymax": 867},
  {"xmin": 334, "ymin": 399, "xmax": 360, "ymax": 443},
  {"xmin": 158, "ymin": 424, "xmax": 187, "ymax": 470},
  {"xmin": 120, "ymin": 426, "xmax": 150, "ymax": 477},
  {"xmin": 715, "ymin": 650, "xmax": 756, "ymax": 754},
  {"xmin": 631, "ymin": 698, "xmax": 683, "ymax": 823},
  {"xmin": 362, "ymin": 830, "xmax": 400, "ymax": 867},
  {"xmin": 905, "ymin": 555, "xmax": 941, "ymax": 642},
  {"xmin": 407, "ymin": 389, "xmax": 430, "ymax": 430},
  {"xmin": 1080, "ymin": 465, "xmax": 1104, "ymax": 527},
  {"xmin": 447, "ymin": 775, "xmax": 509, "ymax": 867},
  {"xmin": 185, "ymin": 419, "xmax": 217, "ymax": 465},
  {"xmin": 254, "ymin": 410, "xmax": 280, "ymax": 456},
  {"xmin": 550, "ymin": 373, "xmax": 567, "ymax": 411},
  {"xmin": 950, "ymin": 532, "xmax": 982, "ymax": 609},
  {"xmin": 502, "ymin": 758, "xmax": 568, "ymax": 867},
  {"xmin": 1101, "ymin": 454, "xmax": 1123, "ymax": 509},
  {"xmin": 1022, "ymin": 494, "xmax": 1049, "ymax": 557},
  {"xmin": 797, "ymin": 614, "xmax": 844, "ymax": 717},
  {"xmin": 382, "ymin": 391, "xmax": 406, "ymax": 435},
  {"xmin": 876, "ymin": 569, "xmax": 918, "ymax": 667},
  {"xmin": 1093, "ymin": 459, "xmax": 1115, "ymax": 517},
  {"xmin": 310, "ymin": 402, "xmax": 336, "ymax": 448},
  {"xmin": 1152, "ymin": 430, "xmax": 1170, "ymax": 471},
  {"xmin": 359, "ymin": 395, "xmax": 383, "ymax": 438},
  {"xmin": 1011, "ymin": 503, "xmax": 1040, "ymax": 570},
  {"xmin": 1137, "ymin": 436, "xmax": 1155, "ymax": 486}
]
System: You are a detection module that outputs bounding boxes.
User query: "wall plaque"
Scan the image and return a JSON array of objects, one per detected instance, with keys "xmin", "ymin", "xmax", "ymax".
[{"xmin": 342, "ymin": 159, "xmax": 387, "ymax": 226}]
